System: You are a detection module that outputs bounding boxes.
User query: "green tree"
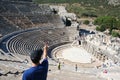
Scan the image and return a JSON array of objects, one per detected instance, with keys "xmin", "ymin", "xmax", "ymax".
[
  {"xmin": 94, "ymin": 16, "xmax": 119, "ymax": 34},
  {"xmin": 94, "ymin": 16, "xmax": 117, "ymax": 28}
]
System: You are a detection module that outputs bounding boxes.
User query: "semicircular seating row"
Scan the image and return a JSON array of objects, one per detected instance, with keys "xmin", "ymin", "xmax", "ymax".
[{"xmin": 7, "ymin": 28, "xmax": 69, "ymax": 55}]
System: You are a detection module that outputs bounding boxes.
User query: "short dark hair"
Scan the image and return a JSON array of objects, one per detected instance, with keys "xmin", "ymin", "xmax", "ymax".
[{"xmin": 30, "ymin": 49, "xmax": 43, "ymax": 64}]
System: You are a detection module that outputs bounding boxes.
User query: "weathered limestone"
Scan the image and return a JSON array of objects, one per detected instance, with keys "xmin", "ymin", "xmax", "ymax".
[{"xmin": 80, "ymin": 33, "xmax": 120, "ymax": 63}]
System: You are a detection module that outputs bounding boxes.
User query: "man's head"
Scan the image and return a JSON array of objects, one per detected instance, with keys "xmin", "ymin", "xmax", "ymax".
[{"xmin": 30, "ymin": 49, "xmax": 43, "ymax": 64}]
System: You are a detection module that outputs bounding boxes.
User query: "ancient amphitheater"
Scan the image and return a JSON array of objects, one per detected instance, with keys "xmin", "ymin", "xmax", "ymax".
[{"xmin": 0, "ymin": 0, "xmax": 120, "ymax": 80}]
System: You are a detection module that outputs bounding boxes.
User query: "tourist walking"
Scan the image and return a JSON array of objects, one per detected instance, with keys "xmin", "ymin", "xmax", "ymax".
[
  {"xmin": 58, "ymin": 62, "xmax": 61, "ymax": 70},
  {"xmin": 75, "ymin": 64, "xmax": 78, "ymax": 71}
]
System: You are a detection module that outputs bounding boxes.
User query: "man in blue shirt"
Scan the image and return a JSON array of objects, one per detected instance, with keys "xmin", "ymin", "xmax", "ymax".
[{"xmin": 22, "ymin": 43, "xmax": 48, "ymax": 80}]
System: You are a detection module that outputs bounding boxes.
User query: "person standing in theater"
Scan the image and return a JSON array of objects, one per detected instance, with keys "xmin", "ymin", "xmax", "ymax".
[{"xmin": 22, "ymin": 43, "xmax": 49, "ymax": 80}]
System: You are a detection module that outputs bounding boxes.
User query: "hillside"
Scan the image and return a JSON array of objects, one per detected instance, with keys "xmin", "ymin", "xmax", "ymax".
[
  {"xmin": 34, "ymin": 0, "xmax": 120, "ymax": 6},
  {"xmin": 34, "ymin": 0, "xmax": 120, "ymax": 19}
]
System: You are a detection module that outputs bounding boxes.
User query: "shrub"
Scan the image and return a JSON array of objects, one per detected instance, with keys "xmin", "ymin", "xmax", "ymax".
[
  {"xmin": 96, "ymin": 25, "xmax": 106, "ymax": 32},
  {"xmin": 111, "ymin": 30, "xmax": 120, "ymax": 37},
  {"xmin": 96, "ymin": 26, "xmax": 100, "ymax": 31},
  {"xmin": 81, "ymin": 12, "xmax": 97, "ymax": 17},
  {"xmin": 83, "ymin": 20, "xmax": 90, "ymax": 25}
]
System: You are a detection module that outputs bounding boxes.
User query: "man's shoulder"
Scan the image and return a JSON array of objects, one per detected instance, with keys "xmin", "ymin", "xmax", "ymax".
[
  {"xmin": 41, "ymin": 58, "xmax": 48, "ymax": 65},
  {"xmin": 23, "ymin": 67, "xmax": 36, "ymax": 80},
  {"xmin": 24, "ymin": 67, "xmax": 35, "ymax": 75},
  {"xmin": 43, "ymin": 58, "xmax": 48, "ymax": 63}
]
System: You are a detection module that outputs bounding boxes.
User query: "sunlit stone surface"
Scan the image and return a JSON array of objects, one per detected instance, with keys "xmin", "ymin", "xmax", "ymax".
[{"xmin": 62, "ymin": 47, "xmax": 92, "ymax": 63}]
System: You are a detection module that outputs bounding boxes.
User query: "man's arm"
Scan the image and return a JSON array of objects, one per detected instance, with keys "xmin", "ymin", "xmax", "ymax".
[{"xmin": 43, "ymin": 43, "xmax": 48, "ymax": 59}]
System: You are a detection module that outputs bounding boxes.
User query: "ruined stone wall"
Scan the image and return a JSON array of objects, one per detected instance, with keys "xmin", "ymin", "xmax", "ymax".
[{"xmin": 81, "ymin": 40, "xmax": 120, "ymax": 63}]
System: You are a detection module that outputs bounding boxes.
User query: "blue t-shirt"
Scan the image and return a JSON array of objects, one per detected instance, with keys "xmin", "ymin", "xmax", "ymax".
[{"xmin": 22, "ymin": 59, "xmax": 48, "ymax": 80}]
